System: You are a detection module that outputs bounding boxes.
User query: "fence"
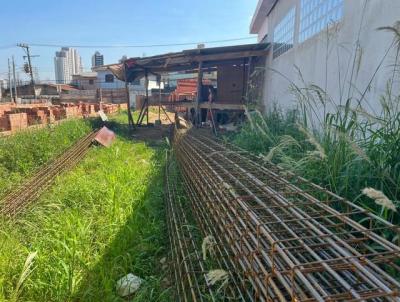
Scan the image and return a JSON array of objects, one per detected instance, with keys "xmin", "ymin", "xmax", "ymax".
[{"xmin": 60, "ymin": 88, "xmax": 128, "ymax": 104}]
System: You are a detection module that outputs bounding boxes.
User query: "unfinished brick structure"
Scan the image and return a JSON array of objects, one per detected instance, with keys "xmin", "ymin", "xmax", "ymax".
[{"xmin": 0, "ymin": 102, "xmax": 126, "ymax": 134}]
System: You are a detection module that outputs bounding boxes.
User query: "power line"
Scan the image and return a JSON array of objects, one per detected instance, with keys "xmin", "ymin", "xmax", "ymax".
[
  {"xmin": 22, "ymin": 37, "xmax": 257, "ymax": 49},
  {"xmin": 0, "ymin": 45, "xmax": 16, "ymax": 50}
]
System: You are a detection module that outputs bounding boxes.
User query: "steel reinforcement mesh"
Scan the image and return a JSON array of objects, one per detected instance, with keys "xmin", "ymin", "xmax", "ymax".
[
  {"xmin": 169, "ymin": 128, "xmax": 400, "ymax": 302},
  {"xmin": 0, "ymin": 130, "xmax": 98, "ymax": 217}
]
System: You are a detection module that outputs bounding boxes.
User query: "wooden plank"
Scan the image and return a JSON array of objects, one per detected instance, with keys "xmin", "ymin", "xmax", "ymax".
[
  {"xmin": 168, "ymin": 49, "xmax": 269, "ymax": 65},
  {"xmin": 199, "ymin": 102, "xmax": 244, "ymax": 110},
  {"xmin": 157, "ymin": 101, "xmax": 244, "ymax": 111},
  {"xmin": 195, "ymin": 61, "xmax": 203, "ymax": 125}
]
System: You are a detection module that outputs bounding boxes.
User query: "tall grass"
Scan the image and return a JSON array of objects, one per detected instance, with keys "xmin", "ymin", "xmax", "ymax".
[
  {"xmin": 230, "ymin": 21, "xmax": 400, "ymax": 231},
  {"xmin": 0, "ymin": 113, "xmax": 171, "ymax": 301}
]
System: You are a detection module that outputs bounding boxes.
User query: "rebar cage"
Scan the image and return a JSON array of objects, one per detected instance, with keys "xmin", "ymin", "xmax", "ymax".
[{"xmin": 166, "ymin": 128, "xmax": 400, "ymax": 302}]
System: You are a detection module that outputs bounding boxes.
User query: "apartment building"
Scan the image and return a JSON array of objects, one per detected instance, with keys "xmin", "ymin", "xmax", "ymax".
[
  {"xmin": 54, "ymin": 47, "xmax": 83, "ymax": 84},
  {"xmin": 91, "ymin": 51, "xmax": 104, "ymax": 68}
]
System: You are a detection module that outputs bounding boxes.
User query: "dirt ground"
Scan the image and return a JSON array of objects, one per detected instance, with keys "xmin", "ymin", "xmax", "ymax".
[
  {"xmin": 147, "ymin": 108, "xmax": 174, "ymax": 124},
  {"xmin": 131, "ymin": 107, "xmax": 174, "ymax": 144}
]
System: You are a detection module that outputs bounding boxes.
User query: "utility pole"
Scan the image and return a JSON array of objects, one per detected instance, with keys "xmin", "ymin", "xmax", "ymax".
[
  {"xmin": 17, "ymin": 43, "xmax": 37, "ymax": 98},
  {"xmin": 8, "ymin": 58, "xmax": 13, "ymax": 102},
  {"xmin": 12, "ymin": 56, "xmax": 18, "ymax": 102}
]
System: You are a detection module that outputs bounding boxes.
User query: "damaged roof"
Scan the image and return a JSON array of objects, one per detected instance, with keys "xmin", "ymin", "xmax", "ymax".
[{"xmin": 104, "ymin": 43, "xmax": 269, "ymax": 82}]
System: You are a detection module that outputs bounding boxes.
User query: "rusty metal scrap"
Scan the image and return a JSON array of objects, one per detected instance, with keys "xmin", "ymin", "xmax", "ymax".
[
  {"xmin": 94, "ymin": 126, "xmax": 115, "ymax": 147},
  {"xmin": 173, "ymin": 129, "xmax": 400, "ymax": 301}
]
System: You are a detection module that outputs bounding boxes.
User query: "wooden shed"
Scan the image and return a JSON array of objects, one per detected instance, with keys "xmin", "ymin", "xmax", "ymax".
[{"xmin": 105, "ymin": 43, "xmax": 269, "ymax": 127}]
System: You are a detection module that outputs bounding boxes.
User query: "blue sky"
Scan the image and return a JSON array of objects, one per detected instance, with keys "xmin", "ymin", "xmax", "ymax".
[{"xmin": 0, "ymin": 0, "xmax": 258, "ymax": 82}]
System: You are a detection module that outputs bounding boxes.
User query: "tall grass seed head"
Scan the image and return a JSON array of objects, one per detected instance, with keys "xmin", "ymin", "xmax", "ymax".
[
  {"xmin": 362, "ymin": 187, "xmax": 397, "ymax": 211},
  {"xmin": 202, "ymin": 235, "xmax": 217, "ymax": 261}
]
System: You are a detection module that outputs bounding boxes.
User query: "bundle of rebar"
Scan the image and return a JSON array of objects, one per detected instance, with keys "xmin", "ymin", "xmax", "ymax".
[
  {"xmin": 165, "ymin": 155, "xmax": 249, "ymax": 301},
  {"xmin": 165, "ymin": 157, "xmax": 212, "ymax": 301},
  {"xmin": 0, "ymin": 130, "xmax": 98, "ymax": 217},
  {"xmin": 173, "ymin": 128, "xmax": 400, "ymax": 301}
]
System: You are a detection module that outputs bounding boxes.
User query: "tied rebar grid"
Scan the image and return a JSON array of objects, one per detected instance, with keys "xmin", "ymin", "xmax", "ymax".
[
  {"xmin": 0, "ymin": 130, "xmax": 98, "ymax": 217},
  {"xmin": 173, "ymin": 129, "xmax": 400, "ymax": 302},
  {"xmin": 165, "ymin": 155, "xmax": 247, "ymax": 301}
]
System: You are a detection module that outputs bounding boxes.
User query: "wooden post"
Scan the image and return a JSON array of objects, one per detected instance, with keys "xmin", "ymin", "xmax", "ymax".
[
  {"xmin": 98, "ymin": 88, "xmax": 103, "ymax": 110},
  {"xmin": 242, "ymin": 58, "xmax": 246, "ymax": 101},
  {"xmin": 123, "ymin": 61, "xmax": 134, "ymax": 128},
  {"xmin": 158, "ymin": 77, "xmax": 161, "ymax": 122},
  {"xmin": 145, "ymin": 70, "xmax": 149, "ymax": 125},
  {"xmin": 195, "ymin": 61, "xmax": 203, "ymax": 126},
  {"xmin": 245, "ymin": 56, "xmax": 253, "ymax": 106}
]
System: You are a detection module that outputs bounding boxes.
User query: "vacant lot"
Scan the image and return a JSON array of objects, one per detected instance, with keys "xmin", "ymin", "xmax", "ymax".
[{"xmin": 0, "ymin": 114, "xmax": 171, "ymax": 301}]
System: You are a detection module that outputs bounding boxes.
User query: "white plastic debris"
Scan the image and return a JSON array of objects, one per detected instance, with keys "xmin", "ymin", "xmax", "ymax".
[
  {"xmin": 116, "ymin": 273, "xmax": 143, "ymax": 297},
  {"xmin": 98, "ymin": 110, "xmax": 108, "ymax": 122},
  {"xmin": 219, "ymin": 123, "xmax": 237, "ymax": 132}
]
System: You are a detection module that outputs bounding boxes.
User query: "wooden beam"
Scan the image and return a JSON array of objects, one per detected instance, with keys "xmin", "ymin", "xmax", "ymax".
[
  {"xmin": 123, "ymin": 61, "xmax": 134, "ymax": 128},
  {"xmin": 245, "ymin": 56, "xmax": 253, "ymax": 105},
  {"xmin": 169, "ymin": 49, "xmax": 269, "ymax": 65},
  {"xmin": 199, "ymin": 102, "xmax": 244, "ymax": 110},
  {"xmin": 145, "ymin": 70, "xmax": 149, "ymax": 125},
  {"xmin": 126, "ymin": 50, "xmax": 268, "ymax": 73},
  {"xmin": 158, "ymin": 101, "xmax": 245, "ymax": 111},
  {"xmin": 195, "ymin": 61, "xmax": 203, "ymax": 126}
]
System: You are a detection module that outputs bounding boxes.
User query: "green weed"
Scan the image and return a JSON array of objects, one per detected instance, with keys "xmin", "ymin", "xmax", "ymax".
[
  {"xmin": 0, "ymin": 114, "xmax": 171, "ymax": 301},
  {"xmin": 229, "ymin": 21, "xmax": 400, "ymax": 233}
]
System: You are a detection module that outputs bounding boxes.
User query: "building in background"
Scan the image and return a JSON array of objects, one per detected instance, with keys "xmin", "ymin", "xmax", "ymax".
[
  {"xmin": 92, "ymin": 66, "xmax": 125, "ymax": 89},
  {"xmin": 54, "ymin": 47, "xmax": 83, "ymax": 84},
  {"xmin": 250, "ymin": 0, "xmax": 400, "ymax": 113},
  {"xmin": 0, "ymin": 79, "xmax": 4, "ymax": 100},
  {"xmin": 91, "ymin": 51, "xmax": 104, "ymax": 68},
  {"xmin": 92, "ymin": 66, "xmax": 161, "ymax": 91},
  {"xmin": 72, "ymin": 72, "xmax": 97, "ymax": 90}
]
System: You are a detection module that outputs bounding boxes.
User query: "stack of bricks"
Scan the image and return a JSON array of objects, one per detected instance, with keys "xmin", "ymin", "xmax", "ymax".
[
  {"xmin": 0, "ymin": 104, "xmax": 13, "ymax": 131},
  {"xmin": 50, "ymin": 107, "xmax": 66, "ymax": 121},
  {"xmin": 26, "ymin": 108, "xmax": 47, "ymax": 126},
  {"xmin": 64, "ymin": 106, "xmax": 81, "ymax": 118},
  {"xmin": 39, "ymin": 106, "xmax": 56, "ymax": 123},
  {"xmin": 81, "ymin": 103, "xmax": 96, "ymax": 116},
  {"xmin": 169, "ymin": 79, "xmax": 197, "ymax": 102},
  {"xmin": 7, "ymin": 113, "xmax": 28, "ymax": 132},
  {"xmin": 102, "ymin": 104, "xmax": 119, "ymax": 114},
  {"xmin": 119, "ymin": 103, "xmax": 128, "ymax": 110},
  {"xmin": 169, "ymin": 79, "xmax": 213, "ymax": 102},
  {"xmin": 0, "ymin": 103, "xmax": 14, "ymax": 116},
  {"xmin": 0, "ymin": 102, "xmax": 120, "ymax": 134},
  {"xmin": 0, "ymin": 115, "xmax": 8, "ymax": 131}
]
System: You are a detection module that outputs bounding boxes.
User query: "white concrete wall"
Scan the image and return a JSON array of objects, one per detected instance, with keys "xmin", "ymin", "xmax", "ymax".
[
  {"xmin": 258, "ymin": 17, "xmax": 270, "ymax": 42},
  {"xmin": 95, "ymin": 70, "xmax": 162, "ymax": 92},
  {"xmin": 257, "ymin": 0, "xmax": 400, "ymax": 115},
  {"xmin": 96, "ymin": 70, "xmax": 126, "ymax": 89}
]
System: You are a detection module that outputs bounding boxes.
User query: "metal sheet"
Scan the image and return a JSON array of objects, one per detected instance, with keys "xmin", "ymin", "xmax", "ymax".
[{"xmin": 94, "ymin": 126, "xmax": 115, "ymax": 147}]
